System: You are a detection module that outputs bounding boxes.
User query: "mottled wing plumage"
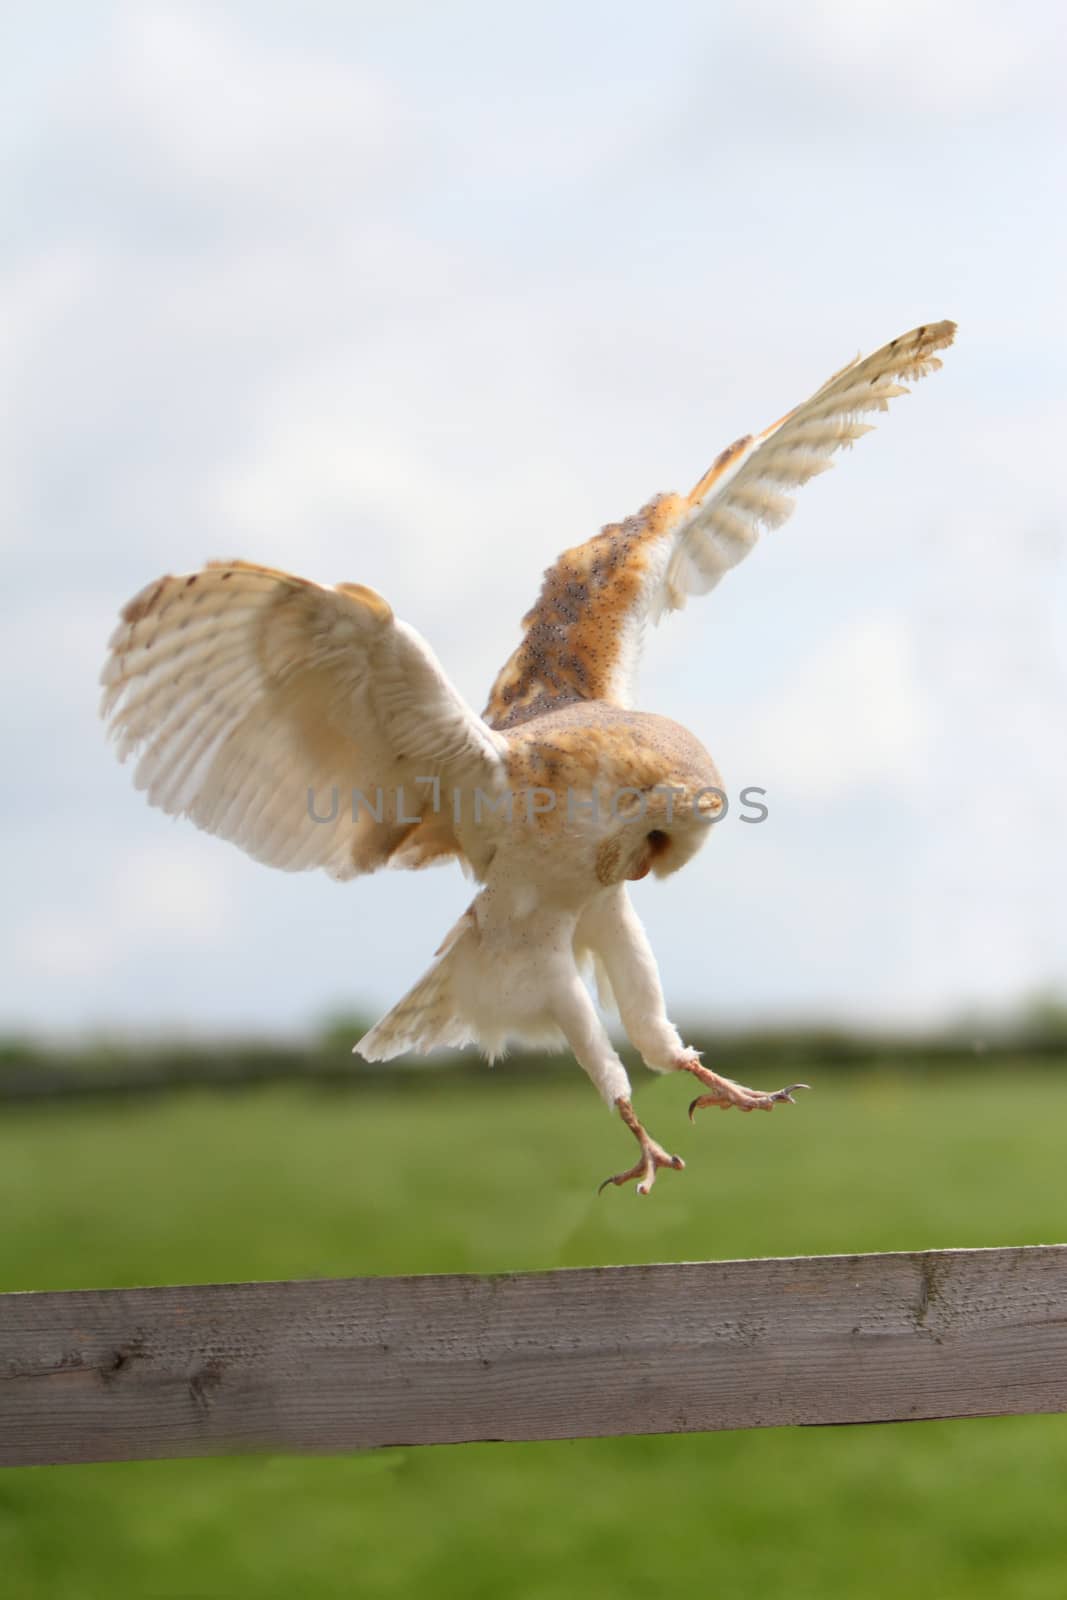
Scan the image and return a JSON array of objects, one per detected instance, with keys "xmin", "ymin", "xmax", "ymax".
[
  {"xmin": 101, "ymin": 560, "xmax": 505, "ymax": 878},
  {"xmin": 662, "ymin": 319, "xmax": 957, "ymax": 613},
  {"xmin": 483, "ymin": 492, "xmax": 686, "ymax": 729},
  {"xmin": 484, "ymin": 320, "xmax": 955, "ymax": 721}
]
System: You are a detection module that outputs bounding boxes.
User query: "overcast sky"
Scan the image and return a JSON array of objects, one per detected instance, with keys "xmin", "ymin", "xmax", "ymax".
[{"xmin": 3, "ymin": 1, "xmax": 1065, "ymax": 1038}]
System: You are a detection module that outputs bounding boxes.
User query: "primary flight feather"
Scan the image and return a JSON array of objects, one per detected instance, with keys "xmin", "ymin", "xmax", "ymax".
[{"xmin": 101, "ymin": 320, "xmax": 956, "ymax": 1193}]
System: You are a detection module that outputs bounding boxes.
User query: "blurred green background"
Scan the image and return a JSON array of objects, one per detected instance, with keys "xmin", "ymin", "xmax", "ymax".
[{"xmin": 3, "ymin": 1044, "xmax": 1067, "ymax": 1599}]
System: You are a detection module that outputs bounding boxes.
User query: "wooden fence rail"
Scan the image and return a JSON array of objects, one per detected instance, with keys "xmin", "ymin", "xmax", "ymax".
[{"xmin": 3, "ymin": 1245, "xmax": 1067, "ymax": 1468}]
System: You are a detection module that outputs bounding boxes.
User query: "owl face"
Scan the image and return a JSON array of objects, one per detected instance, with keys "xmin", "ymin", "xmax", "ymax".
[
  {"xmin": 513, "ymin": 708, "xmax": 725, "ymax": 889},
  {"xmin": 601, "ymin": 776, "xmax": 725, "ymax": 886}
]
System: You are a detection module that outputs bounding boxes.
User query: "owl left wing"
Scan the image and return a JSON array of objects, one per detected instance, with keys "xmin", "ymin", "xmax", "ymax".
[
  {"xmin": 101, "ymin": 560, "xmax": 507, "ymax": 879},
  {"xmin": 483, "ymin": 320, "xmax": 955, "ymax": 728}
]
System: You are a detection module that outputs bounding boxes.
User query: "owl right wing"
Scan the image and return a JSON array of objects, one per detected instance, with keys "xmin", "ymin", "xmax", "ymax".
[
  {"xmin": 483, "ymin": 320, "xmax": 955, "ymax": 728},
  {"xmin": 101, "ymin": 560, "xmax": 507, "ymax": 879}
]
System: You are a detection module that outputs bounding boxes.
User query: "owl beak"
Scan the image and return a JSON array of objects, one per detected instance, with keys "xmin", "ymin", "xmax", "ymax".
[
  {"xmin": 626, "ymin": 829, "xmax": 671, "ymax": 882},
  {"xmin": 627, "ymin": 846, "xmax": 653, "ymax": 882}
]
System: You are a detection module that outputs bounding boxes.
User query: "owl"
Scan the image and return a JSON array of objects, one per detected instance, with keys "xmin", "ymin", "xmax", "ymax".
[{"xmin": 101, "ymin": 321, "xmax": 955, "ymax": 1194}]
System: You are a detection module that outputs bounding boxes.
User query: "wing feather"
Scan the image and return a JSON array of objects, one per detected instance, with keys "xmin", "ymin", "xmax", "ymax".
[
  {"xmin": 661, "ymin": 320, "xmax": 956, "ymax": 613},
  {"xmin": 483, "ymin": 320, "xmax": 954, "ymax": 722},
  {"xmin": 102, "ymin": 560, "xmax": 506, "ymax": 878}
]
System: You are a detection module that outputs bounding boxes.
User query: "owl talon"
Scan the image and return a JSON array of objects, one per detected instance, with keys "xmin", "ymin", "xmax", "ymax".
[
  {"xmin": 599, "ymin": 1098, "xmax": 685, "ymax": 1196},
  {"xmin": 678, "ymin": 1054, "xmax": 809, "ymax": 1120}
]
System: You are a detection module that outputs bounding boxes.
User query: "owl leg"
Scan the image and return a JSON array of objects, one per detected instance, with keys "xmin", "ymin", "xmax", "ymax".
[
  {"xmin": 597, "ymin": 1097, "xmax": 686, "ymax": 1197},
  {"xmin": 550, "ymin": 974, "xmax": 684, "ymax": 1196},
  {"xmin": 576, "ymin": 888, "xmax": 686, "ymax": 1069},
  {"xmin": 679, "ymin": 1053, "xmax": 808, "ymax": 1119},
  {"xmin": 580, "ymin": 889, "xmax": 808, "ymax": 1118}
]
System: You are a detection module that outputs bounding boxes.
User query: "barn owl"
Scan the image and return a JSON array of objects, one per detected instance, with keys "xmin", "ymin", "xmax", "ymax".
[{"xmin": 101, "ymin": 320, "xmax": 955, "ymax": 1194}]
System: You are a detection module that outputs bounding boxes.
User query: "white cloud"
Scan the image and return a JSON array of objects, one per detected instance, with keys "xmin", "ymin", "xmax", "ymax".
[
  {"xmin": 115, "ymin": 8, "xmax": 399, "ymax": 175},
  {"xmin": 22, "ymin": 916, "xmax": 111, "ymax": 981},
  {"xmin": 0, "ymin": 246, "xmax": 102, "ymax": 545},
  {"xmin": 767, "ymin": 0, "xmax": 1053, "ymax": 114},
  {"xmin": 47, "ymin": 4, "xmax": 420, "ymax": 225},
  {"xmin": 17, "ymin": 838, "xmax": 237, "ymax": 984},
  {"xmin": 740, "ymin": 618, "xmax": 933, "ymax": 801},
  {"xmin": 112, "ymin": 841, "xmax": 236, "ymax": 941}
]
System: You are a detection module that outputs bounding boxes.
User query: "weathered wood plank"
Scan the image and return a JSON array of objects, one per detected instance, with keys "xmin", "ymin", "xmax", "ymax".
[{"xmin": 3, "ymin": 1247, "xmax": 1067, "ymax": 1467}]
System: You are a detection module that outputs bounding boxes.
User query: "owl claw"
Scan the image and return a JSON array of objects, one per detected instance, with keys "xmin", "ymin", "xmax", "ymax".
[
  {"xmin": 679, "ymin": 1054, "xmax": 810, "ymax": 1120},
  {"xmin": 599, "ymin": 1098, "xmax": 685, "ymax": 1196}
]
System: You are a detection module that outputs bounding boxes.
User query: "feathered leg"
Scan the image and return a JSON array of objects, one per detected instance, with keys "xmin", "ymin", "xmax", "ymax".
[
  {"xmin": 550, "ymin": 974, "xmax": 683, "ymax": 1196},
  {"xmin": 578, "ymin": 887, "xmax": 808, "ymax": 1119}
]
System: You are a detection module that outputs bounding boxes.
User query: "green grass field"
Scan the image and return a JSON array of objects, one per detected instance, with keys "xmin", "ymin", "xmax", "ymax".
[{"xmin": 2, "ymin": 1066, "xmax": 1067, "ymax": 1598}]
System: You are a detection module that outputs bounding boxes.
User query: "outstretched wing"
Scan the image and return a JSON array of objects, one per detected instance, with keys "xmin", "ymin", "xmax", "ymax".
[
  {"xmin": 101, "ymin": 560, "xmax": 506, "ymax": 878},
  {"xmin": 483, "ymin": 321, "xmax": 955, "ymax": 728}
]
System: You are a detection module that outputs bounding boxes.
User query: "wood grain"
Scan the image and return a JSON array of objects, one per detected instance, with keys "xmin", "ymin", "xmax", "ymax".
[{"xmin": 3, "ymin": 1247, "xmax": 1067, "ymax": 1467}]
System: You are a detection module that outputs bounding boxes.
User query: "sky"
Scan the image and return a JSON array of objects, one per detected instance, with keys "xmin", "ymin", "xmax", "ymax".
[{"xmin": 2, "ymin": 0, "xmax": 1065, "ymax": 1038}]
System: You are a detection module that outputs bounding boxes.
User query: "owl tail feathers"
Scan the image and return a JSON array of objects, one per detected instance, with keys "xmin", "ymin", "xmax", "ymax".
[
  {"xmin": 354, "ymin": 896, "xmax": 570, "ymax": 1065},
  {"xmin": 354, "ymin": 905, "xmax": 481, "ymax": 1063}
]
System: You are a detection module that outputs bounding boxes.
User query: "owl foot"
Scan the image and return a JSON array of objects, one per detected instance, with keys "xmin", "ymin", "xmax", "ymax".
[
  {"xmin": 677, "ymin": 1051, "xmax": 808, "ymax": 1121},
  {"xmin": 598, "ymin": 1097, "xmax": 685, "ymax": 1197}
]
